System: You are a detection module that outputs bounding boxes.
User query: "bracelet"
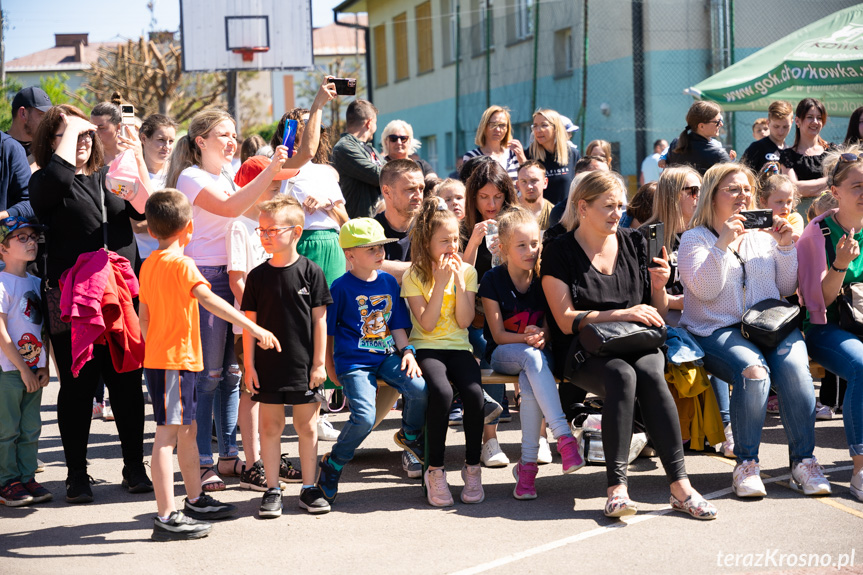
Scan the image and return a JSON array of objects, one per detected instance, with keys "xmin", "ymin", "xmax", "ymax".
[{"xmin": 832, "ymin": 263, "xmax": 848, "ymax": 273}]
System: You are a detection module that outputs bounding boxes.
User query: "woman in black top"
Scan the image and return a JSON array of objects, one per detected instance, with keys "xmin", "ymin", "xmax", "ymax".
[
  {"xmin": 525, "ymin": 108, "xmax": 580, "ymax": 205},
  {"xmin": 541, "ymin": 169, "xmax": 716, "ymax": 520},
  {"xmin": 666, "ymin": 101, "xmax": 735, "ymax": 175},
  {"xmin": 29, "ymin": 105, "xmax": 152, "ymax": 503},
  {"xmin": 780, "ymin": 98, "xmax": 833, "ymax": 218}
]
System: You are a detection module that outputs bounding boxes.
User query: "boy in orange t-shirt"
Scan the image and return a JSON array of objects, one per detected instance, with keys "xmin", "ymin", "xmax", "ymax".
[{"xmin": 139, "ymin": 190, "xmax": 281, "ymax": 541}]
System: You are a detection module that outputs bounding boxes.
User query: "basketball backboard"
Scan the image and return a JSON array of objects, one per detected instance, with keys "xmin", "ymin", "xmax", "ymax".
[{"xmin": 180, "ymin": 0, "xmax": 314, "ymax": 72}]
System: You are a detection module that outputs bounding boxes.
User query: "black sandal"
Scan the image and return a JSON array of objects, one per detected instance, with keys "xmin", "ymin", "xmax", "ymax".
[{"xmin": 216, "ymin": 457, "xmax": 243, "ymax": 478}]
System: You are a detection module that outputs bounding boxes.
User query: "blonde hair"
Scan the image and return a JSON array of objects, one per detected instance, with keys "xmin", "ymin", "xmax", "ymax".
[
  {"xmin": 527, "ymin": 108, "xmax": 569, "ymax": 165},
  {"xmin": 823, "ymin": 143, "xmax": 863, "ymax": 187},
  {"xmin": 585, "ymin": 140, "xmax": 612, "ymax": 168},
  {"xmin": 498, "ymin": 207, "xmax": 541, "ymax": 276},
  {"xmin": 380, "ymin": 119, "xmax": 420, "ymax": 156},
  {"xmin": 689, "ymin": 163, "xmax": 756, "ymax": 231},
  {"xmin": 642, "ymin": 166, "xmax": 701, "ymax": 252},
  {"xmin": 559, "ymin": 172, "xmax": 588, "ymax": 230},
  {"xmin": 757, "ymin": 174, "xmax": 799, "ymax": 211},
  {"xmin": 435, "ymin": 178, "xmax": 465, "ymax": 199},
  {"xmin": 475, "ymin": 105, "xmax": 512, "ymax": 148},
  {"xmin": 409, "ymin": 197, "xmax": 459, "ymax": 286},
  {"xmin": 166, "ymin": 108, "xmax": 234, "ymax": 188},
  {"xmin": 257, "ymin": 195, "xmax": 305, "ymax": 228},
  {"xmin": 809, "ymin": 191, "xmax": 838, "ymax": 220},
  {"xmin": 768, "ymin": 100, "xmax": 793, "ymax": 119},
  {"xmin": 560, "ymin": 170, "xmax": 626, "ymax": 232}
]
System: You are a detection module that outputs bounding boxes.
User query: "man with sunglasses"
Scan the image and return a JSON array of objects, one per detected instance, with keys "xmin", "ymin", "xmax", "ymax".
[{"xmin": 332, "ymin": 100, "xmax": 384, "ymax": 219}]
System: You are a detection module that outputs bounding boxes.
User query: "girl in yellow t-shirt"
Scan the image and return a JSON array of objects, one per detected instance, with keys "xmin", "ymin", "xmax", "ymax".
[
  {"xmin": 402, "ymin": 197, "xmax": 482, "ymax": 508},
  {"xmin": 758, "ymin": 173, "xmax": 805, "ymax": 240}
]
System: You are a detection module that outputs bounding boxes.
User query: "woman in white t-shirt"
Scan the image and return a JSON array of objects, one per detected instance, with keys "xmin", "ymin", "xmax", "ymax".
[
  {"xmin": 136, "ymin": 114, "xmax": 178, "ymax": 259},
  {"xmin": 164, "ymin": 81, "xmax": 335, "ymax": 490}
]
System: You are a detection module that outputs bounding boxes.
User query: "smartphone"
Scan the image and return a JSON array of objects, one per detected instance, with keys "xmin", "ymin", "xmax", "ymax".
[
  {"xmin": 741, "ymin": 209, "xmax": 773, "ymax": 229},
  {"xmin": 646, "ymin": 222, "xmax": 664, "ymax": 267},
  {"xmin": 327, "ymin": 77, "xmax": 356, "ymax": 96},
  {"xmin": 121, "ymin": 104, "xmax": 136, "ymax": 125}
]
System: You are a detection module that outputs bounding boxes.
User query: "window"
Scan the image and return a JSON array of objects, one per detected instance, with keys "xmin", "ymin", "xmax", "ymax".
[
  {"xmin": 472, "ymin": 0, "xmax": 494, "ymax": 56},
  {"xmin": 394, "ymin": 12, "xmax": 409, "ymax": 81},
  {"xmin": 445, "ymin": 131, "xmax": 454, "ymax": 172},
  {"xmin": 421, "ymin": 135, "xmax": 439, "ymax": 173},
  {"xmin": 441, "ymin": 0, "xmax": 458, "ymax": 64},
  {"xmin": 416, "ymin": 2, "xmax": 434, "ymax": 74},
  {"xmin": 373, "ymin": 23, "xmax": 388, "ymax": 87},
  {"xmin": 554, "ymin": 27, "xmax": 574, "ymax": 77},
  {"xmin": 509, "ymin": 0, "xmax": 533, "ymax": 42}
]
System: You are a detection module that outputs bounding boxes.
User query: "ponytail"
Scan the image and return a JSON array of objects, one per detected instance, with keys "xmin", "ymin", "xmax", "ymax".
[
  {"xmin": 675, "ymin": 101, "xmax": 723, "ymax": 153},
  {"xmin": 166, "ymin": 135, "xmax": 197, "ymax": 188}
]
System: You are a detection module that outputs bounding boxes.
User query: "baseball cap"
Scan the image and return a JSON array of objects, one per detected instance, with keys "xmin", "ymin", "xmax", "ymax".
[
  {"xmin": 560, "ymin": 115, "xmax": 579, "ymax": 133},
  {"xmin": 0, "ymin": 217, "xmax": 46, "ymax": 243},
  {"xmin": 234, "ymin": 155, "xmax": 299, "ymax": 187},
  {"xmin": 11, "ymin": 87, "xmax": 52, "ymax": 113},
  {"xmin": 339, "ymin": 218, "xmax": 398, "ymax": 249}
]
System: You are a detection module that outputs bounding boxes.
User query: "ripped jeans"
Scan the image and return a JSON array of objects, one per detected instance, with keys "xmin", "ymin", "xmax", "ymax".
[
  {"xmin": 694, "ymin": 326, "xmax": 815, "ymax": 464},
  {"xmin": 193, "ymin": 266, "xmax": 241, "ymax": 466}
]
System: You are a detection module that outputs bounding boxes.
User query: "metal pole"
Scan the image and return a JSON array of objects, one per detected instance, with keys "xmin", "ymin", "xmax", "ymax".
[
  {"xmin": 0, "ymin": 0, "xmax": 5, "ymax": 87},
  {"xmin": 485, "ymin": 0, "xmax": 491, "ymax": 109},
  {"xmin": 531, "ymin": 0, "xmax": 540, "ymax": 113},
  {"xmin": 578, "ymin": 0, "xmax": 589, "ymax": 151},
  {"xmin": 455, "ymin": 3, "xmax": 462, "ymax": 159},
  {"xmin": 227, "ymin": 70, "xmax": 240, "ymax": 136},
  {"xmin": 631, "ymin": 0, "xmax": 646, "ymax": 177},
  {"xmin": 728, "ymin": 0, "xmax": 736, "ymax": 153}
]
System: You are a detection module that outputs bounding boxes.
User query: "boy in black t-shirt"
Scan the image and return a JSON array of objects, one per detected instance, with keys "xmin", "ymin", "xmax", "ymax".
[{"xmin": 242, "ymin": 196, "xmax": 333, "ymax": 518}]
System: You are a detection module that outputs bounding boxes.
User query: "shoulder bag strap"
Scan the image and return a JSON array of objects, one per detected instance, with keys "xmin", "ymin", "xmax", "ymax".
[
  {"xmin": 100, "ymin": 184, "xmax": 109, "ymax": 250},
  {"xmin": 819, "ymin": 219, "xmax": 836, "ymax": 268},
  {"xmin": 709, "ymin": 226, "xmax": 748, "ymax": 310}
]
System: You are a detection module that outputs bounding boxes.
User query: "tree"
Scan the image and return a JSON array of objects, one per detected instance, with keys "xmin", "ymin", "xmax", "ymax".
[
  {"xmin": 0, "ymin": 77, "xmax": 22, "ymax": 132},
  {"xmin": 84, "ymin": 35, "xmax": 226, "ymax": 123}
]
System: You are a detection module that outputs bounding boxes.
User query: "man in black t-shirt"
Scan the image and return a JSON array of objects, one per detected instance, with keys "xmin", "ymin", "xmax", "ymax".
[
  {"xmin": 740, "ymin": 100, "xmax": 793, "ymax": 172},
  {"xmin": 374, "ymin": 159, "xmax": 424, "ymax": 284}
]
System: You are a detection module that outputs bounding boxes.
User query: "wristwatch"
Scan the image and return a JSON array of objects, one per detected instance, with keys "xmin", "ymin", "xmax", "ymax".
[{"xmin": 400, "ymin": 345, "xmax": 417, "ymax": 357}]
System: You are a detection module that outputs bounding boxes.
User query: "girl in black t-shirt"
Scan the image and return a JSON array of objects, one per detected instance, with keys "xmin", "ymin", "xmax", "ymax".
[
  {"xmin": 480, "ymin": 209, "xmax": 584, "ymax": 500},
  {"xmin": 541, "ymin": 170, "xmax": 717, "ymax": 520}
]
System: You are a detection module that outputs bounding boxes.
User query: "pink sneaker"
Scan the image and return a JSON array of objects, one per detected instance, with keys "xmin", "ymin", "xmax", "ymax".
[
  {"xmin": 424, "ymin": 468, "xmax": 453, "ymax": 507},
  {"xmin": 557, "ymin": 435, "xmax": 585, "ymax": 474},
  {"xmin": 512, "ymin": 460, "xmax": 538, "ymax": 500},
  {"xmin": 460, "ymin": 464, "xmax": 485, "ymax": 504}
]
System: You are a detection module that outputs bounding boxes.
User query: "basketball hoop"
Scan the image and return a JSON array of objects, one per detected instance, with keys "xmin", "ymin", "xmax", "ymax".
[{"xmin": 232, "ymin": 46, "xmax": 269, "ymax": 62}]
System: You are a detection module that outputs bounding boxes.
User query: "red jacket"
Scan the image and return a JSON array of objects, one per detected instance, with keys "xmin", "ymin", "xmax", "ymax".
[{"xmin": 59, "ymin": 249, "xmax": 144, "ymax": 377}]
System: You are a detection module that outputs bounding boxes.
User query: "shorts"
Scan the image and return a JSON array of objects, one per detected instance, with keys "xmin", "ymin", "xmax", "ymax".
[
  {"xmin": 252, "ymin": 388, "xmax": 326, "ymax": 406},
  {"xmin": 145, "ymin": 368, "xmax": 197, "ymax": 426}
]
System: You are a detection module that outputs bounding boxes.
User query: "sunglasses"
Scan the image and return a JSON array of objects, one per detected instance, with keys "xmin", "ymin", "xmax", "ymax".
[
  {"xmin": 830, "ymin": 152, "xmax": 863, "ymax": 185},
  {"xmin": 682, "ymin": 185, "xmax": 700, "ymax": 198},
  {"xmin": 387, "ymin": 135, "xmax": 410, "ymax": 143},
  {"xmin": 707, "ymin": 118, "xmax": 724, "ymax": 126}
]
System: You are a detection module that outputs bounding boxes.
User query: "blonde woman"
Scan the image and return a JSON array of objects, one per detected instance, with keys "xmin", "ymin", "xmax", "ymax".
[
  {"xmin": 584, "ymin": 139, "xmax": 613, "ymax": 170},
  {"xmin": 463, "ymin": 105, "xmax": 525, "ymax": 181},
  {"xmin": 525, "ymin": 108, "xmax": 580, "ymax": 205},
  {"xmin": 380, "ymin": 119, "xmax": 436, "ymax": 179}
]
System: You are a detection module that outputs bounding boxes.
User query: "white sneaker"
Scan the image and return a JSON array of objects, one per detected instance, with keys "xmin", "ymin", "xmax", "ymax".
[
  {"xmin": 851, "ymin": 468, "xmax": 863, "ymax": 502},
  {"xmin": 91, "ymin": 400, "xmax": 103, "ymax": 420},
  {"xmin": 536, "ymin": 436, "xmax": 553, "ymax": 465},
  {"xmin": 317, "ymin": 414, "xmax": 340, "ymax": 442},
  {"xmin": 720, "ymin": 423, "xmax": 735, "ymax": 459},
  {"xmin": 733, "ymin": 460, "xmax": 767, "ymax": 497},
  {"xmin": 815, "ymin": 402, "xmax": 834, "ymax": 421},
  {"xmin": 480, "ymin": 438, "xmax": 510, "ymax": 468},
  {"xmin": 790, "ymin": 457, "xmax": 832, "ymax": 495},
  {"xmin": 103, "ymin": 401, "xmax": 114, "ymax": 422}
]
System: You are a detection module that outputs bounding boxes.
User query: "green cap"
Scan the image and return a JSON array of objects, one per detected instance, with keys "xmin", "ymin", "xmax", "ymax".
[{"xmin": 339, "ymin": 218, "xmax": 399, "ymax": 249}]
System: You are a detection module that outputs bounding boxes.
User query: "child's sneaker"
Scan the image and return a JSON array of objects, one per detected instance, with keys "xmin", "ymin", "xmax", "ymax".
[
  {"xmin": 258, "ymin": 487, "xmax": 282, "ymax": 518},
  {"xmin": 151, "ymin": 511, "xmax": 212, "ymax": 541},
  {"xmin": 184, "ymin": 492, "xmax": 238, "ymax": 519},
  {"xmin": 815, "ymin": 402, "xmax": 834, "ymax": 421},
  {"xmin": 448, "ymin": 399, "xmax": 464, "ymax": 426},
  {"xmin": 240, "ymin": 460, "xmax": 269, "ymax": 492},
  {"xmin": 103, "ymin": 400, "xmax": 114, "ymax": 421},
  {"xmin": 393, "ymin": 429, "xmax": 424, "ymax": 463},
  {"xmin": 35, "ymin": 459, "xmax": 45, "ymax": 473},
  {"xmin": 536, "ymin": 436, "xmax": 553, "ymax": 464},
  {"xmin": 733, "ymin": 460, "xmax": 767, "ymax": 498},
  {"xmin": 279, "ymin": 454, "xmax": 302, "ymax": 483},
  {"xmin": 720, "ymin": 423, "xmax": 735, "ymax": 459},
  {"xmin": 402, "ymin": 451, "xmax": 422, "ymax": 479},
  {"xmin": 317, "ymin": 413, "xmax": 340, "ymax": 442},
  {"xmin": 317, "ymin": 454, "xmax": 342, "ymax": 503},
  {"xmin": 498, "ymin": 399, "xmax": 513, "ymax": 423},
  {"xmin": 851, "ymin": 468, "xmax": 863, "ymax": 502},
  {"xmin": 299, "ymin": 486, "xmax": 331, "ymax": 514},
  {"xmin": 480, "ymin": 438, "xmax": 509, "ymax": 467},
  {"xmin": 557, "ymin": 434, "xmax": 585, "ymax": 474},
  {"xmin": 424, "ymin": 468, "xmax": 453, "ymax": 507},
  {"xmin": 460, "ymin": 464, "xmax": 485, "ymax": 504},
  {"xmin": 91, "ymin": 399, "xmax": 103, "ymax": 419},
  {"xmin": 22, "ymin": 478, "xmax": 52, "ymax": 503},
  {"xmin": 512, "ymin": 460, "xmax": 538, "ymax": 500},
  {"xmin": 482, "ymin": 394, "xmax": 503, "ymax": 424},
  {"xmin": 0, "ymin": 479, "xmax": 34, "ymax": 507},
  {"xmin": 789, "ymin": 457, "xmax": 832, "ymax": 495},
  {"xmin": 765, "ymin": 395, "xmax": 779, "ymax": 414}
]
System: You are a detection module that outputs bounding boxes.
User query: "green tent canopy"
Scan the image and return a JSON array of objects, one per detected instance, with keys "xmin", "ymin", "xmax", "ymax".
[{"xmin": 685, "ymin": 4, "xmax": 863, "ymax": 116}]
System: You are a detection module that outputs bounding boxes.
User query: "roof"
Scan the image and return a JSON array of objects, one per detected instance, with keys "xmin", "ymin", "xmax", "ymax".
[
  {"xmin": 314, "ymin": 16, "xmax": 367, "ymax": 56},
  {"xmin": 333, "ymin": 0, "xmax": 367, "ymax": 14},
  {"xmin": 6, "ymin": 41, "xmax": 120, "ymax": 73}
]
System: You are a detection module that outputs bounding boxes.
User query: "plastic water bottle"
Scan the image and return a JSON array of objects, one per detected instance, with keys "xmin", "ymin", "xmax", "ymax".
[{"xmin": 485, "ymin": 221, "xmax": 502, "ymax": 267}]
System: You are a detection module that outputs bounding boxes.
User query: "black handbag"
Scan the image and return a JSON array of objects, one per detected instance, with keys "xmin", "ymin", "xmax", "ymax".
[
  {"xmin": 820, "ymin": 220, "xmax": 863, "ymax": 335},
  {"xmin": 729, "ymin": 246, "xmax": 800, "ymax": 349},
  {"xmin": 578, "ymin": 321, "xmax": 667, "ymax": 357}
]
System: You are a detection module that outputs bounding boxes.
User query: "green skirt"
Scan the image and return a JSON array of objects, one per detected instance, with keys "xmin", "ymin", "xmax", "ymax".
[{"xmin": 297, "ymin": 229, "xmax": 346, "ymax": 287}]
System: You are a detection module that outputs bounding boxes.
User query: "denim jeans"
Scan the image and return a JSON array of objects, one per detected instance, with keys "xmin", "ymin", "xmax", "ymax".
[
  {"xmin": 469, "ymin": 325, "xmax": 504, "ymax": 424},
  {"xmin": 0, "ymin": 370, "xmax": 42, "ymax": 484},
  {"xmin": 710, "ymin": 376, "xmax": 731, "ymax": 426},
  {"xmin": 490, "ymin": 344, "xmax": 570, "ymax": 463},
  {"xmin": 694, "ymin": 326, "xmax": 815, "ymax": 464},
  {"xmin": 804, "ymin": 323, "xmax": 863, "ymax": 457},
  {"xmin": 330, "ymin": 354, "xmax": 428, "ymax": 467},
  {"xmin": 193, "ymin": 266, "xmax": 240, "ymax": 466}
]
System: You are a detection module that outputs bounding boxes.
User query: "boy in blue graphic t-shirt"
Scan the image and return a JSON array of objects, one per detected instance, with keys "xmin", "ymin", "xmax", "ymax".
[{"xmin": 318, "ymin": 218, "xmax": 427, "ymax": 506}]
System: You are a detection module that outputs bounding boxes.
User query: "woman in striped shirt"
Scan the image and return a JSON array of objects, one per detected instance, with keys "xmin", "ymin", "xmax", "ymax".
[{"xmin": 463, "ymin": 106, "xmax": 524, "ymax": 182}]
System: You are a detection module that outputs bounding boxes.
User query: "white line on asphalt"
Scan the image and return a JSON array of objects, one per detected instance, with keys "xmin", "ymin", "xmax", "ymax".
[{"xmin": 450, "ymin": 465, "xmax": 856, "ymax": 575}]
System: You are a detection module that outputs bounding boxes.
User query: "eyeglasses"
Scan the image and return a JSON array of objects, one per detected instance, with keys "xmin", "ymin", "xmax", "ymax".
[
  {"xmin": 707, "ymin": 118, "xmax": 724, "ymax": 127},
  {"xmin": 387, "ymin": 135, "xmax": 409, "ymax": 143},
  {"xmin": 255, "ymin": 226, "xmax": 291, "ymax": 238},
  {"xmin": 720, "ymin": 185, "xmax": 752, "ymax": 196},
  {"xmin": 7, "ymin": 233, "xmax": 39, "ymax": 244},
  {"xmin": 830, "ymin": 152, "xmax": 863, "ymax": 185},
  {"xmin": 681, "ymin": 185, "xmax": 700, "ymax": 198},
  {"xmin": 54, "ymin": 130, "xmax": 96, "ymax": 142},
  {"xmin": 488, "ymin": 122, "xmax": 508, "ymax": 130},
  {"xmin": 530, "ymin": 123, "xmax": 552, "ymax": 131}
]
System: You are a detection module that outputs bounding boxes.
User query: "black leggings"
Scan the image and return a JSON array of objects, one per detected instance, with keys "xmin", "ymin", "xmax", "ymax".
[
  {"xmin": 51, "ymin": 331, "xmax": 145, "ymax": 474},
  {"xmin": 418, "ymin": 349, "xmax": 484, "ymax": 467},
  {"xmin": 572, "ymin": 349, "xmax": 686, "ymax": 488}
]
